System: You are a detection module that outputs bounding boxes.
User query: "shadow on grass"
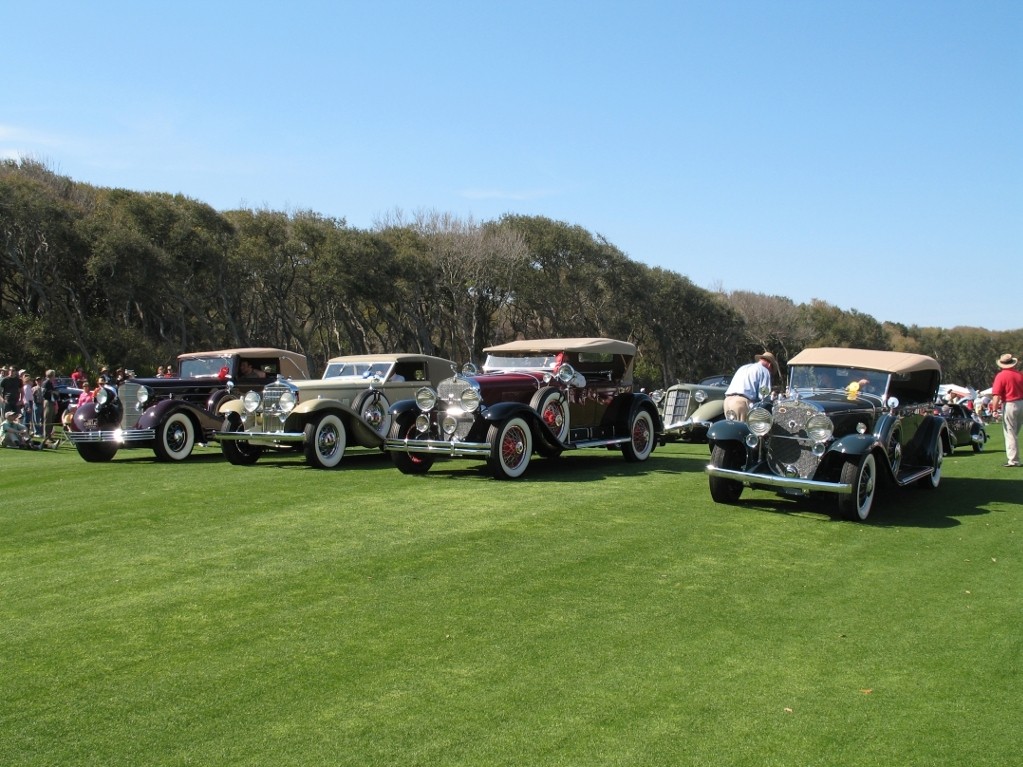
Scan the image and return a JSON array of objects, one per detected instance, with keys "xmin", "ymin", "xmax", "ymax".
[{"xmin": 721, "ymin": 474, "xmax": 1021, "ymax": 529}]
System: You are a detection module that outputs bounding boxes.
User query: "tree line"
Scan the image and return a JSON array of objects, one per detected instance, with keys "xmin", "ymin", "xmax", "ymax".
[{"xmin": 2, "ymin": 159, "xmax": 1020, "ymax": 391}]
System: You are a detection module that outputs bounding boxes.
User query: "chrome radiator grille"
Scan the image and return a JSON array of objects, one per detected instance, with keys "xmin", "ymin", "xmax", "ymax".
[
  {"xmin": 117, "ymin": 382, "xmax": 145, "ymax": 430},
  {"xmin": 251, "ymin": 383, "xmax": 289, "ymax": 432},
  {"xmin": 663, "ymin": 389, "xmax": 692, "ymax": 423},
  {"xmin": 438, "ymin": 377, "xmax": 472, "ymax": 403},
  {"xmin": 765, "ymin": 401, "xmax": 820, "ymax": 479},
  {"xmin": 261, "ymin": 383, "xmax": 287, "ymax": 412}
]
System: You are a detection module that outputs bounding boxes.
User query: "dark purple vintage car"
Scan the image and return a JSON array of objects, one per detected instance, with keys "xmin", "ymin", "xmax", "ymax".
[
  {"xmin": 383, "ymin": 337, "xmax": 661, "ymax": 479},
  {"xmin": 66, "ymin": 347, "xmax": 309, "ymax": 462}
]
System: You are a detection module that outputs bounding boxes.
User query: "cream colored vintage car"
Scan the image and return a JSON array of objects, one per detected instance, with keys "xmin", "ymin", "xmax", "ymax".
[{"xmin": 216, "ymin": 353, "xmax": 454, "ymax": 468}]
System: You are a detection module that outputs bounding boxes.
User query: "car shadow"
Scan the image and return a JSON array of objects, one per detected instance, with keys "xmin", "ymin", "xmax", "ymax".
[
  {"xmin": 394, "ymin": 450, "xmax": 684, "ymax": 483},
  {"xmin": 726, "ymin": 474, "xmax": 1020, "ymax": 528}
]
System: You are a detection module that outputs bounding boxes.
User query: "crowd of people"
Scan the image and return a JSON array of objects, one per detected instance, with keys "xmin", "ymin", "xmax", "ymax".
[
  {"xmin": 1, "ymin": 366, "xmax": 61, "ymax": 449},
  {"xmin": 0, "ymin": 363, "xmax": 157, "ymax": 450}
]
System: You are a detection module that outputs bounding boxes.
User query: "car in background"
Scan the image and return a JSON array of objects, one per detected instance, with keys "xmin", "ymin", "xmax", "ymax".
[
  {"xmin": 936, "ymin": 400, "xmax": 987, "ymax": 453},
  {"xmin": 706, "ymin": 347, "xmax": 949, "ymax": 521},
  {"xmin": 651, "ymin": 374, "xmax": 729, "ymax": 443},
  {"xmin": 216, "ymin": 353, "xmax": 455, "ymax": 468},
  {"xmin": 383, "ymin": 337, "xmax": 661, "ymax": 479},
  {"xmin": 66, "ymin": 348, "xmax": 309, "ymax": 462},
  {"xmin": 53, "ymin": 377, "xmax": 85, "ymax": 417}
]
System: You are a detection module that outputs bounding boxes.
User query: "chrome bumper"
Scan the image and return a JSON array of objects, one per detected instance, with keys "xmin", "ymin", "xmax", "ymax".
[
  {"xmin": 384, "ymin": 437, "xmax": 491, "ymax": 457},
  {"xmin": 663, "ymin": 417, "xmax": 712, "ymax": 435},
  {"xmin": 66, "ymin": 428, "xmax": 155, "ymax": 445},
  {"xmin": 705, "ymin": 465, "xmax": 853, "ymax": 495}
]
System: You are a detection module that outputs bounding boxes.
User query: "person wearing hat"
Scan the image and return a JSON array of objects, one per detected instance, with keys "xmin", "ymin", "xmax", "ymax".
[
  {"xmin": 990, "ymin": 353, "xmax": 1023, "ymax": 467},
  {"xmin": 724, "ymin": 352, "xmax": 779, "ymax": 422},
  {"xmin": 2, "ymin": 411, "xmax": 37, "ymax": 449}
]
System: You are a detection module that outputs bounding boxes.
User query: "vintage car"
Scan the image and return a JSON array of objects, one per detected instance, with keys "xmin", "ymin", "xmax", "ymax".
[
  {"xmin": 216, "ymin": 353, "xmax": 455, "ymax": 468},
  {"xmin": 651, "ymin": 374, "xmax": 729, "ymax": 443},
  {"xmin": 705, "ymin": 347, "xmax": 949, "ymax": 521},
  {"xmin": 935, "ymin": 400, "xmax": 988, "ymax": 452},
  {"xmin": 383, "ymin": 337, "xmax": 661, "ymax": 479},
  {"xmin": 53, "ymin": 377, "xmax": 85, "ymax": 417},
  {"xmin": 66, "ymin": 348, "xmax": 309, "ymax": 462}
]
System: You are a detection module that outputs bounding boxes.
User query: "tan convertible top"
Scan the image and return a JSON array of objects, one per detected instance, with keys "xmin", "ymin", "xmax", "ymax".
[
  {"xmin": 484, "ymin": 337, "xmax": 636, "ymax": 356},
  {"xmin": 176, "ymin": 348, "xmax": 310, "ymax": 378},
  {"xmin": 789, "ymin": 347, "xmax": 940, "ymax": 375}
]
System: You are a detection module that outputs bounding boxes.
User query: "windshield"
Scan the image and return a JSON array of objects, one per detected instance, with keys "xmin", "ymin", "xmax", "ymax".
[
  {"xmin": 179, "ymin": 356, "xmax": 231, "ymax": 379},
  {"xmin": 322, "ymin": 361, "xmax": 393, "ymax": 380},
  {"xmin": 482, "ymin": 354, "xmax": 558, "ymax": 373},
  {"xmin": 789, "ymin": 365, "xmax": 889, "ymax": 397}
]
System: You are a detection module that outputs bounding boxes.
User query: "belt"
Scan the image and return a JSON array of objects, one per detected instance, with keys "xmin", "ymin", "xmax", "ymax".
[{"xmin": 726, "ymin": 392, "xmax": 751, "ymax": 400}]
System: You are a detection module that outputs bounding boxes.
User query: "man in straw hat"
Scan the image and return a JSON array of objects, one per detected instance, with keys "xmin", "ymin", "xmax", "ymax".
[
  {"xmin": 724, "ymin": 351, "xmax": 779, "ymax": 422},
  {"xmin": 991, "ymin": 353, "xmax": 1023, "ymax": 467}
]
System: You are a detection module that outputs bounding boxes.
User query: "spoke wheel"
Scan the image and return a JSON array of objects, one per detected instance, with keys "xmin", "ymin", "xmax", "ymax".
[
  {"xmin": 919, "ymin": 431, "xmax": 943, "ymax": 489},
  {"xmin": 838, "ymin": 453, "xmax": 877, "ymax": 521},
  {"xmin": 353, "ymin": 390, "xmax": 392, "ymax": 439},
  {"xmin": 529, "ymin": 387, "xmax": 570, "ymax": 442},
  {"xmin": 387, "ymin": 413, "xmax": 434, "ymax": 475},
  {"xmin": 303, "ymin": 412, "xmax": 346, "ymax": 469},
  {"xmin": 487, "ymin": 417, "xmax": 532, "ymax": 479},
  {"xmin": 621, "ymin": 409, "xmax": 655, "ymax": 462},
  {"xmin": 886, "ymin": 425, "xmax": 902, "ymax": 475},
  {"xmin": 220, "ymin": 413, "xmax": 263, "ymax": 465},
  {"xmin": 154, "ymin": 412, "xmax": 196, "ymax": 462}
]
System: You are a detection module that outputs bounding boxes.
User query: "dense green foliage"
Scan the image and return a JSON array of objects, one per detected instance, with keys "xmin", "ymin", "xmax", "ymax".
[
  {"xmin": 1, "ymin": 431, "xmax": 1020, "ymax": 766},
  {"xmin": 3, "ymin": 160, "xmax": 1019, "ymax": 388}
]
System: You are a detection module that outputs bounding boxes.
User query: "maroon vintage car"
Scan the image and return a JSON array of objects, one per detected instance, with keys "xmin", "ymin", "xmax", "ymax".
[
  {"xmin": 66, "ymin": 348, "xmax": 309, "ymax": 462},
  {"xmin": 383, "ymin": 337, "xmax": 661, "ymax": 479}
]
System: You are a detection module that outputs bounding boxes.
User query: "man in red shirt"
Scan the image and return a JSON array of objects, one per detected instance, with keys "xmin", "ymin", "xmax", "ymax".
[{"xmin": 991, "ymin": 353, "xmax": 1023, "ymax": 467}]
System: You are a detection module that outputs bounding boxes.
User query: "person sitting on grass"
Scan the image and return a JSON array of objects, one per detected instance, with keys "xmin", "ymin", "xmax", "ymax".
[{"xmin": 2, "ymin": 411, "xmax": 38, "ymax": 450}]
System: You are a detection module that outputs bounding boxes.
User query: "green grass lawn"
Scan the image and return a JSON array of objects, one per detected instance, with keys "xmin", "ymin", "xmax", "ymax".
[{"xmin": 2, "ymin": 426, "xmax": 1020, "ymax": 766}]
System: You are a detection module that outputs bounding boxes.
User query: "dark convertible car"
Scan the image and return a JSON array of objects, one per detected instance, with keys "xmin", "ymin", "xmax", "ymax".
[{"xmin": 706, "ymin": 347, "xmax": 949, "ymax": 521}]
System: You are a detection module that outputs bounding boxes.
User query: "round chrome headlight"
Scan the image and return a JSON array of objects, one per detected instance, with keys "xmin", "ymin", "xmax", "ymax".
[
  {"xmin": 415, "ymin": 413, "xmax": 431, "ymax": 433},
  {"xmin": 278, "ymin": 390, "xmax": 297, "ymax": 414},
  {"xmin": 136, "ymin": 386, "xmax": 151, "ymax": 406},
  {"xmin": 460, "ymin": 387, "xmax": 481, "ymax": 412},
  {"xmin": 650, "ymin": 389, "xmax": 664, "ymax": 404},
  {"xmin": 416, "ymin": 387, "xmax": 437, "ymax": 411},
  {"xmin": 747, "ymin": 407, "xmax": 773, "ymax": 437},
  {"xmin": 96, "ymin": 387, "xmax": 111, "ymax": 405},
  {"xmin": 243, "ymin": 390, "xmax": 262, "ymax": 413},
  {"xmin": 441, "ymin": 414, "xmax": 459, "ymax": 436},
  {"xmin": 806, "ymin": 414, "xmax": 834, "ymax": 442},
  {"xmin": 694, "ymin": 389, "xmax": 708, "ymax": 403}
]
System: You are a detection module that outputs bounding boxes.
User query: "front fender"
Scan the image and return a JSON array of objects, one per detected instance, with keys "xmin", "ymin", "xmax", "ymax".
[
  {"xmin": 828, "ymin": 433, "xmax": 880, "ymax": 457},
  {"xmin": 482, "ymin": 401, "xmax": 537, "ymax": 424},
  {"xmin": 137, "ymin": 401, "xmax": 218, "ymax": 432},
  {"xmin": 293, "ymin": 398, "xmax": 358, "ymax": 418},
  {"xmin": 219, "ymin": 398, "xmax": 244, "ymax": 417},
  {"xmin": 389, "ymin": 399, "xmax": 419, "ymax": 418},
  {"xmin": 707, "ymin": 419, "xmax": 749, "ymax": 444},
  {"xmin": 692, "ymin": 400, "xmax": 725, "ymax": 423},
  {"xmin": 72, "ymin": 401, "xmax": 121, "ymax": 432}
]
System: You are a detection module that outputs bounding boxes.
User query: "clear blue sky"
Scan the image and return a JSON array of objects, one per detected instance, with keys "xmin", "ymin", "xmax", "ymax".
[{"xmin": 4, "ymin": 1, "xmax": 1020, "ymax": 331}]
